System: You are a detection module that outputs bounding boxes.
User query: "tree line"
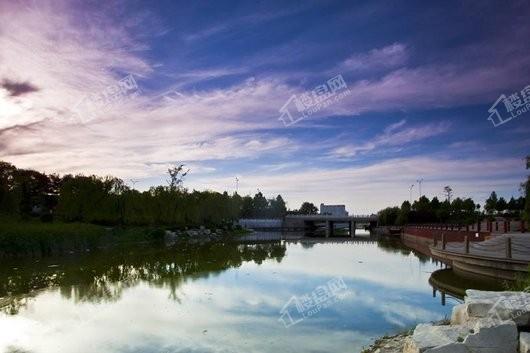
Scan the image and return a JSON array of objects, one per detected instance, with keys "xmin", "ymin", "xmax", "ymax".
[
  {"xmin": 0, "ymin": 161, "xmax": 320, "ymax": 227},
  {"xmin": 379, "ymin": 157, "xmax": 530, "ymax": 227},
  {"xmin": 378, "ymin": 191, "xmax": 528, "ymax": 226}
]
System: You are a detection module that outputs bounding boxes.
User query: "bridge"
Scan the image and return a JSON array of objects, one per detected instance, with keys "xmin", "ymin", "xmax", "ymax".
[{"xmin": 283, "ymin": 214, "xmax": 378, "ymax": 237}]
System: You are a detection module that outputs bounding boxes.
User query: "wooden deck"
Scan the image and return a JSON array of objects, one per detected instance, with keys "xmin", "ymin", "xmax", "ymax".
[{"xmin": 429, "ymin": 233, "xmax": 530, "ymax": 280}]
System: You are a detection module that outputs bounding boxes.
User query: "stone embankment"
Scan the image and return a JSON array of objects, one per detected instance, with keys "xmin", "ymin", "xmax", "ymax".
[
  {"xmin": 363, "ymin": 290, "xmax": 530, "ymax": 353},
  {"xmin": 164, "ymin": 227, "xmax": 226, "ymax": 245}
]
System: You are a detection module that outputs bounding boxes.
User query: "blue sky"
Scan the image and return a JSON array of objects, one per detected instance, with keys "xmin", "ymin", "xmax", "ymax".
[{"xmin": 0, "ymin": 0, "xmax": 529, "ymax": 212}]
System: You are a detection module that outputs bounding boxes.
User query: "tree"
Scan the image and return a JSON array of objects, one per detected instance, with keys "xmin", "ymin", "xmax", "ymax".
[
  {"xmin": 0, "ymin": 161, "xmax": 17, "ymax": 214},
  {"xmin": 240, "ymin": 196, "xmax": 253, "ymax": 218},
  {"xmin": 299, "ymin": 202, "xmax": 318, "ymax": 215},
  {"xmin": 396, "ymin": 200, "xmax": 411, "ymax": 225},
  {"xmin": 252, "ymin": 191, "xmax": 269, "ymax": 218},
  {"xmin": 443, "ymin": 186, "xmax": 453, "ymax": 203},
  {"xmin": 496, "ymin": 197, "xmax": 507, "ymax": 214},
  {"xmin": 378, "ymin": 207, "xmax": 400, "ymax": 226},
  {"xmin": 485, "ymin": 191, "xmax": 498, "ymax": 214},
  {"xmin": 167, "ymin": 165, "xmax": 189, "ymax": 191},
  {"xmin": 270, "ymin": 195, "xmax": 287, "ymax": 218}
]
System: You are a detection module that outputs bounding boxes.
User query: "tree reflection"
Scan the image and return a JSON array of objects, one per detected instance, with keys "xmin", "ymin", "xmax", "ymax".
[{"xmin": 0, "ymin": 242, "xmax": 286, "ymax": 315}]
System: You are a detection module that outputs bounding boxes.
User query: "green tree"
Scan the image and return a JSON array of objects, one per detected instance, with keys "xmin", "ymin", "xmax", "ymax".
[
  {"xmin": 396, "ymin": 201, "xmax": 411, "ymax": 225},
  {"xmin": 378, "ymin": 207, "xmax": 400, "ymax": 226},
  {"xmin": 496, "ymin": 197, "xmax": 507, "ymax": 214},
  {"xmin": 252, "ymin": 192, "xmax": 269, "ymax": 218},
  {"xmin": 299, "ymin": 202, "xmax": 318, "ymax": 215},
  {"xmin": 270, "ymin": 195, "xmax": 287, "ymax": 218},
  {"xmin": 485, "ymin": 191, "xmax": 498, "ymax": 214}
]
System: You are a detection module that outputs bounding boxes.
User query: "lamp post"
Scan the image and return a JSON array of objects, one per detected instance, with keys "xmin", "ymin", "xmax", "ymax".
[{"xmin": 416, "ymin": 178, "xmax": 424, "ymax": 198}]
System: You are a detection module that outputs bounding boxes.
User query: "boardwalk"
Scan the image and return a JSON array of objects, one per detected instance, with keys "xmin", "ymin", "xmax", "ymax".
[
  {"xmin": 430, "ymin": 233, "xmax": 530, "ymax": 280},
  {"xmin": 435, "ymin": 234, "xmax": 530, "ymax": 262}
]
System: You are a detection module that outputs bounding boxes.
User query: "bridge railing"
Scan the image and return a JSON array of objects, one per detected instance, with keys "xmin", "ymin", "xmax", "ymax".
[{"xmin": 285, "ymin": 214, "xmax": 378, "ymax": 220}]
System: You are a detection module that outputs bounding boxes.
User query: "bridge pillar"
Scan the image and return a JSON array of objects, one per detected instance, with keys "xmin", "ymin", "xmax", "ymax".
[
  {"xmin": 326, "ymin": 221, "xmax": 334, "ymax": 237},
  {"xmin": 349, "ymin": 221, "xmax": 356, "ymax": 238}
]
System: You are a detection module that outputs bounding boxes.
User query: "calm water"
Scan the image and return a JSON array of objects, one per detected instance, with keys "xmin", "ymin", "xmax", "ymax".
[{"xmin": 0, "ymin": 233, "xmax": 457, "ymax": 353}]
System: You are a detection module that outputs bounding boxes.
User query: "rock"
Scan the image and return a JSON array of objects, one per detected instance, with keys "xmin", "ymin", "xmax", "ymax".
[
  {"xmin": 404, "ymin": 319, "xmax": 518, "ymax": 353},
  {"xmin": 362, "ymin": 333, "xmax": 408, "ymax": 353},
  {"xmin": 520, "ymin": 332, "xmax": 530, "ymax": 353},
  {"xmin": 187, "ymin": 230, "xmax": 199, "ymax": 237},
  {"xmin": 204, "ymin": 229, "xmax": 211, "ymax": 235},
  {"xmin": 457, "ymin": 290, "xmax": 530, "ymax": 327},
  {"xmin": 463, "ymin": 319, "xmax": 517, "ymax": 353},
  {"xmin": 403, "ymin": 323, "xmax": 469, "ymax": 353},
  {"xmin": 451, "ymin": 304, "xmax": 466, "ymax": 325}
]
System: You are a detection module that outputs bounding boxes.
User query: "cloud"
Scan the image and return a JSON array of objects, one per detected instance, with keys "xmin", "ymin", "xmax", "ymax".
[
  {"xmin": 1, "ymin": 79, "xmax": 39, "ymax": 97},
  {"xmin": 0, "ymin": 0, "xmax": 153, "ymax": 130},
  {"xmin": 342, "ymin": 43, "xmax": 408, "ymax": 72},
  {"xmin": 0, "ymin": 0, "xmax": 527, "ymax": 211},
  {"xmin": 189, "ymin": 156, "xmax": 525, "ymax": 213},
  {"xmin": 329, "ymin": 120, "xmax": 450, "ymax": 158}
]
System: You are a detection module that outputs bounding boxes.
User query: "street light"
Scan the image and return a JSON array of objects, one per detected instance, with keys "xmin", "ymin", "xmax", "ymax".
[{"xmin": 416, "ymin": 178, "xmax": 424, "ymax": 198}]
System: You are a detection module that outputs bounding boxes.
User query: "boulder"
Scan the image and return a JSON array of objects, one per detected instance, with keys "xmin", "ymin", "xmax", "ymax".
[
  {"xmin": 520, "ymin": 332, "xmax": 530, "ymax": 353},
  {"xmin": 403, "ymin": 323, "xmax": 469, "ymax": 353},
  {"xmin": 463, "ymin": 319, "xmax": 517, "ymax": 353},
  {"xmin": 404, "ymin": 319, "xmax": 518, "ymax": 353},
  {"xmin": 186, "ymin": 230, "xmax": 199, "ymax": 237},
  {"xmin": 455, "ymin": 290, "xmax": 530, "ymax": 327}
]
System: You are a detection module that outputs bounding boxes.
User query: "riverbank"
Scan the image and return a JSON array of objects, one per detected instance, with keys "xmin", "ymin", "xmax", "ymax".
[
  {"xmin": 363, "ymin": 289, "xmax": 530, "ymax": 353},
  {"xmin": 0, "ymin": 217, "xmax": 249, "ymax": 258}
]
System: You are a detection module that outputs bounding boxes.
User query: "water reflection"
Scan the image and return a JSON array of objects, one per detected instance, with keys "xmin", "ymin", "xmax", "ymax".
[
  {"xmin": 0, "ymin": 242, "xmax": 286, "ymax": 315},
  {"xmin": 1, "ymin": 235, "xmax": 458, "ymax": 353}
]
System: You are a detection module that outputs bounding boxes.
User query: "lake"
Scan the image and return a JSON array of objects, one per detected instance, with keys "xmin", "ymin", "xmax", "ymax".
[{"xmin": 0, "ymin": 232, "xmax": 458, "ymax": 353}]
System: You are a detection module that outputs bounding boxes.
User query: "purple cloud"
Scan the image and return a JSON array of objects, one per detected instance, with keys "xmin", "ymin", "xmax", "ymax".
[{"xmin": 1, "ymin": 79, "xmax": 39, "ymax": 97}]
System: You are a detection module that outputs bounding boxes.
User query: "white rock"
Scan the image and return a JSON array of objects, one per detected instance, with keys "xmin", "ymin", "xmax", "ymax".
[
  {"xmin": 464, "ymin": 319, "xmax": 518, "ymax": 353},
  {"xmin": 520, "ymin": 332, "xmax": 530, "ymax": 353},
  {"xmin": 403, "ymin": 324, "xmax": 469, "ymax": 353},
  {"xmin": 424, "ymin": 343, "xmax": 468, "ymax": 353},
  {"xmin": 404, "ymin": 318, "xmax": 518, "ymax": 353},
  {"xmin": 460, "ymin": 290, "xmax": 530, "ymax": 327},
  {"xmin": 451, "ymin": 304, "xmax": 466, "ymax": 325}
]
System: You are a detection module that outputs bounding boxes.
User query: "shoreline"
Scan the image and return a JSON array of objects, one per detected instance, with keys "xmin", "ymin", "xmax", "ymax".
[{"xmin": 362, "ymin": 289, "xmax": 530, "ymax": 353}]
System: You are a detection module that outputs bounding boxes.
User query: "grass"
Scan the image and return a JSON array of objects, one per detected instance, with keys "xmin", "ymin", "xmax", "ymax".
[
  {"xmin": 0, "ymin": 217, "xmax": 107, "ymax": 257},
  {"xmin": 0, "ymin": 215, "xmax": 254, "ymax": 258},
  {"xmin": 504, "ymin": 264, "xmax": 530, "ymax": 291},
  {"xmin": 0, "ymin": 216, "xmax": 167, "ymax": 258},
  {"xmin": 228, "ymin": 227, "xmax": 253, "ymax": 237}
]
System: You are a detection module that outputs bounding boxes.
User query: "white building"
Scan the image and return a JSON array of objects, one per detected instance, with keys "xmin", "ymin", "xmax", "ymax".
[{"xmin": 320, "ymin": 204, "xmax": 348, "ymax": 217}]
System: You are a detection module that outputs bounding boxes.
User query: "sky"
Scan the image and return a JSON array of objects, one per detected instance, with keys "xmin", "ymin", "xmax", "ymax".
[{"xmin": 0, "ymin": 0, "xmax": 529, "ymax": 213}]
